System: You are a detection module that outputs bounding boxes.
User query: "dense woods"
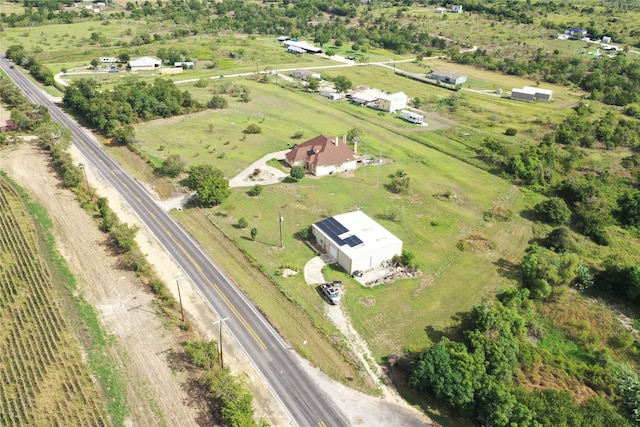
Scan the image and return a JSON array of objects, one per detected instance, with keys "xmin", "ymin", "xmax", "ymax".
[{"xmin": 63, "ymin": 77, "xmax": 203, "ymax": 141}]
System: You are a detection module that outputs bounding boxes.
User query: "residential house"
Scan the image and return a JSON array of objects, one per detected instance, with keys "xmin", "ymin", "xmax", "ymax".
[
  {"xmin": 435, "ymin": 7, "xmax": 447, "ymax": 13},
  {"xmin": 427, "ymin": 70, "xmax": 468, "ymax": 85},
  {"xmin": 565, "ymin": 27, "xmax": 588, "ymax": 39},
  {"xmin": 312, "ymin": 210, "xmax": 403, "ymax": 275},
  {"xmin": 450, "ymin": 4, "xmax": 463, "ymax": 13},
  {"xmin": 285, "ymin": 135, "xmax": 357, "ymax": 176},
  {"xmin": 100, "ymin": 57, "xmax": 118, "ymax": 63},
  {"xmin": 377, "ymin": 92, "xmax": 408, "ymax": 113},
  {"xmin": 287, "ymin": 46, "xmax": 305, "ymax": 55},
  {"xmin": 129, "ymin": 56, "xmax": 162, "ymax": 72},
  {"xmin": 276, "ymin": 36, "xmax": 291, "ymax": 42},
  {"xmin": 174, "ymin": 62, "xmax": 195, "ymax": 69},
  {"xmin": 291, "ymin": 69, "xmax": 322, "ymax": 81}
]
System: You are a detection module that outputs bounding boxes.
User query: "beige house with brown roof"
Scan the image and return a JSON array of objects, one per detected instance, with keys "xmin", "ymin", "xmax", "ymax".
[{"xmin": 285, "ymin": 135, "xmax": 357, "ymax": 176}]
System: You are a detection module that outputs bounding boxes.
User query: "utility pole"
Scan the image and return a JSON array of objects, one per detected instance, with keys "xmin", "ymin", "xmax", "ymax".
[
  {"xmin": 78, "ymin": 163, "xmax": 92, "ymax": 200},
  {"xmin": 175, "ymin": 276, "xmax": 185, "ymax": 323},
  {"xmin": 213, "ymin": 318, "xmax": 229, "ymax": 369},
  {"xmin": 376, "ymin": 146, "xmax": 382, "ymax": 188},
  {"xmin": 363, "ymin": 141, "xmax": 368, "ymax": 181},
  {"xmin": 279, "ymin": 212, "xmax": 284, "ymax": 248},
  {"xmin": 256, "ymin": 60, "xmax": 259, "ymax": 79}
]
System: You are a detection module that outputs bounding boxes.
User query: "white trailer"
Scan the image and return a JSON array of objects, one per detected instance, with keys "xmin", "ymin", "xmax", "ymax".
[{"xmin": 400, "ymin": 110, "xmax": 424, "ymax": 124}]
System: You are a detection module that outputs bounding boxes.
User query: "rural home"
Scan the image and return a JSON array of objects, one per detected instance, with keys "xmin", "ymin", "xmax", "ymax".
[
  {"xmin": 565, "ymin": 27, "xmax": 588, "ymax": 39},
  {"xmin": 285, "ymin": 135, "xmax": 357, "ymax": 176},
  {"xmin": 99, "ymin": 57, "xmax": 117, "ymax": 63},
  {"xmin": 511, "ymin": 86, "xmax": 553, "ymax": 101},
  {"xmin": 450, "ymin": 4, "xmax": 463, "ymax": 13},
  {"xmin": 287, "ymin": 46, "xmax": 305, "ymax": 54},
  {"xmin": 129, "ymin": 56, "xmax": 162, "ymax": 72},
  {"xmin": 377, "ymin": 92, "xmax": 408, "ymax": 113},
  {"xmin": 282, "ymin": 40, "xmax": 322, "ymax": 54},
  {"xmin": 312, "ymin": 211, "xmax": 403, "ymax": 275},
  {"xmin": 400, "ymin": 110, "xmax": 424, "ymax": 124},
  {"xmin": 276, "ymin": 36, "xmax": 291, "ymax": 42},
  {"xmin": 174, "ymin": 62, "xmax": 194, "ymax": 69},
  {"xmin": 435, "ymin": 7, "xmax": 446, "ymax": 13},
  {"xmin": 428, "ymin": 70, "xmax": 468, "ymax": 85},
  {"xmin": 291, "ymin": 69, "xmax": 322, "ymax": 81}
]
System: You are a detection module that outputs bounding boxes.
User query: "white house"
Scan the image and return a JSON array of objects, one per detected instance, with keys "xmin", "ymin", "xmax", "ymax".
[
  {"xmin": 129, "ymin": 56, "xmax": 162, "ymax": 72},
  {"xmin": 400, "ymin": 110, "xmax": 424, "ymax": 124},
  {"xmin": 450, "ymin": 4, "xmax": 463, "ymax": 13},
  {"xmin": 435, "ymin": 7, "xmax": 447, "ymax": 13},
  {"xmin": 291, "ymin": 69, "xmax": 322, "ymax": 81},
  {"xmin": 312, "ymin": 211, "xmax": 403, "ymax": 275},
  {"xmin": 285, "ymin": 135, "xmax": 357, "ymax": 176},
  {"xmin": 100, "ymin": 57, "xmax": 118, "ymax": 63},
  {"xmin": 378, "ymin": 92, "xmax": 408, "ymax": 113}
]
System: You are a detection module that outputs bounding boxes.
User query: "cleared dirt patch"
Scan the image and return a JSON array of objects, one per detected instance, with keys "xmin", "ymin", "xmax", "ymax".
[{"xmin": 456, "ymin": 234, "xmax": 495, "ymax": 252}]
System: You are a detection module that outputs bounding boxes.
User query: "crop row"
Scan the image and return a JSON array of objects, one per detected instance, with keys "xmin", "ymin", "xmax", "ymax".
[{"xmin": 0, "ymin": 179, "xmax": 110, "ymax": 426}]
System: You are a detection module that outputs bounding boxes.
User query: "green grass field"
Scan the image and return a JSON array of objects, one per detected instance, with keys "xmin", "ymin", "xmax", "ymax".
[{"xmin": 130, "ymin": 74, "xmax": 545, "ymax": 359}]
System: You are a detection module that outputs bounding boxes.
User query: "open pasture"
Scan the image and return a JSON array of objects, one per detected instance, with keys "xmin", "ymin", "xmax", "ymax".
[
  {"xmin": 132, "ymin": 75, "xmax": 538, "ymax": 358},
  {"xmin": 0, "ymin": 177, "xmax": 110, "ymax": 426}
]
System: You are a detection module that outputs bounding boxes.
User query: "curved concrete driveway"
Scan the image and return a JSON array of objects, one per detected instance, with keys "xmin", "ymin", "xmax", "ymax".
[
  {"xmin": 304, "ymin": 253, "xmax": 334, "ymax": 285},
  {"xmin": 228, "ymin": 149, "xmax": 289, "ymax": 188}
]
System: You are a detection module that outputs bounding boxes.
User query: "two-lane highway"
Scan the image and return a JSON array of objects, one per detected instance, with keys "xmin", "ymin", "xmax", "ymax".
[{"xmin": 1, "ymin": 62, "xmax": 349, "ymax": 426}]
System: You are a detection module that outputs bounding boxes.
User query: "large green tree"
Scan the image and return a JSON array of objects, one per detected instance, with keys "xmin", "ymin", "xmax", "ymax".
[{"xmin": 186, "ymin": 164, "xmax": 231, "ymax": 206}]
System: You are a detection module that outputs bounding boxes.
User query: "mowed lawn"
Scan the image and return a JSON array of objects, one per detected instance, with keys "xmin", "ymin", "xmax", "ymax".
[{"xmin": 133, "ymin": 78, "xmax": 537, "ymax": 359}]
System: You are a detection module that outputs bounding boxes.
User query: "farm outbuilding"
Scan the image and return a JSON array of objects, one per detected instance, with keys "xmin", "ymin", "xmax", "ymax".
[
  {"xmin": 428, "ymin": 70, "xmax": 468, "ymax": 85},
  {"xmin": 312, "ymin": 211, "xmax": 403, "ymax": 275},
  {"xmin": 129, "ymin": 56, "xmax": 162, "ymax": 72},
  {"xmin": 282, "ymin": 40, "xmax": 322, "ymax": 54},
  {"xmin": 511, "ymin": 86, "xmax": 553, "ymax": 101}
]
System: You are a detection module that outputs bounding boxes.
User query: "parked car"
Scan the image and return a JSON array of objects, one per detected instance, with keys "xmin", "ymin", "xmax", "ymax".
[{"xmin": 320, "ymin": 283, "xmax": 340, "ymax": 305}]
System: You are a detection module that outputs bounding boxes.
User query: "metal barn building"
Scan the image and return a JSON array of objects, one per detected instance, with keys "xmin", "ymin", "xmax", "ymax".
[{"xmin": 312, "ymin": 211, "xmax": 403, "ymax": 275}]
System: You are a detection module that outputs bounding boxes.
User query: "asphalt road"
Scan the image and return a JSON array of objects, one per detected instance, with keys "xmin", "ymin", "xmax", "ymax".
[{"xmin": 1, "ymin": 60, "xmax": 349, "ymax": 427}]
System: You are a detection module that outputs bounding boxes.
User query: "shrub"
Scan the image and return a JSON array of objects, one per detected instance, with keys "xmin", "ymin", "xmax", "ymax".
[
  {"xmin": 207, "ymin": 95, "xmax": 228, "ymax": 109},
  {"xmin": 238, "ymin": 217, "xmax": 249, "ymax": 229},
  {"xmin": 547, "ymin": 227, "xmax": 573, "ymax": 252},
  {"xmin": 534, "ymin": 197, "xmax": 571, "ymax": 226},
  {"xmin": 505, "ymin": 127, "xmax": 518, "ymax": 136},
  {"xmin": 248, "ymin": 184, "xmax": 263, "ymax": 196},
  {"xmin": 250, "ymin": 227, "xmax": 258, "ymax": 240},
  {"xmin": 243, "ymin": 124, "xmax": 262, "ymax": 134},
  {"xmin": 290, "ymin": 166, "xmax": 305, "ymax": 180}
]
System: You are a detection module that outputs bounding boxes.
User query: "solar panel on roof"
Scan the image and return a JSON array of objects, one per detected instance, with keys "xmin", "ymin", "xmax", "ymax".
[{"xmin": 316, "ymin": 217, "xmax": 363, "ymax": 247}]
